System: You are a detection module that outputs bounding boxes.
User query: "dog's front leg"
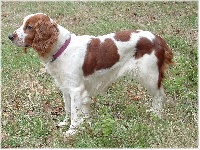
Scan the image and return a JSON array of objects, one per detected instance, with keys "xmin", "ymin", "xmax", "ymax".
[
  {"xmin": 58, "ymin": 93, "xmax": 71, "ymax": 126},
  {"xmin": 65, "ymin": 88, "xmax": 91, "ymax": 137}
]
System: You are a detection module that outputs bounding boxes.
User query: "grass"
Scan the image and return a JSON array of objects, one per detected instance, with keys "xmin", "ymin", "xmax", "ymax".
[{"xmin": 1, "ymin": 1, "xmax": 198, "ymax": 148}]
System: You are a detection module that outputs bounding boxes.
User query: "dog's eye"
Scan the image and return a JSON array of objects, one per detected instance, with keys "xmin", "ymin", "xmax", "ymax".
[{"xmin": 26, "ymin": 25, "xmax": 33, "ymax": 30}]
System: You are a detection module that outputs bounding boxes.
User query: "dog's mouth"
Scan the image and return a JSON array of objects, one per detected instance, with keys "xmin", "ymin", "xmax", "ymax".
[
  {"xmin": 25, "ymin": 44, "xmax": 30, "ymax": 47},
  {"xmin": 23, "ymin": 45, "xmax": 32, "ymax": 54}
]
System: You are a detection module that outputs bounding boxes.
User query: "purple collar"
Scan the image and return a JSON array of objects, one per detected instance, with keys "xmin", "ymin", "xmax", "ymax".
[{"xmin": 51, "ymin": 36, "xmax": 71, "ymax": 62}]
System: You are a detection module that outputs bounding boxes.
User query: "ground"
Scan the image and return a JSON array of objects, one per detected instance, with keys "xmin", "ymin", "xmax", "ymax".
[{"xmin": 1, "ymin": 1, "xmax": 198, "ymax": 148}]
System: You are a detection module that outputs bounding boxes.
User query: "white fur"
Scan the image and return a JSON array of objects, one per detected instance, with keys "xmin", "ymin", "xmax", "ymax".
[
  {"xmin": 12, "ymin": 13, "xmax": 166, "ymax": 137},
  {"xmin": 12, "ymin": 26, "xmax": 26, "ymax": 47}
]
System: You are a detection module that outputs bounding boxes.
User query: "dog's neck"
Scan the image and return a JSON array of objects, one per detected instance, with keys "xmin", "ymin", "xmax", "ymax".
[{"xmin": 39, "ymin": 24, "xmax": 71, "ymax": 64}]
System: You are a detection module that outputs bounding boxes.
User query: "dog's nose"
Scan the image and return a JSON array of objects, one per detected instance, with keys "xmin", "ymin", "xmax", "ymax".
[{"xmin": 8, "ymin": 34, "xmax": 14, "ymax": 41}]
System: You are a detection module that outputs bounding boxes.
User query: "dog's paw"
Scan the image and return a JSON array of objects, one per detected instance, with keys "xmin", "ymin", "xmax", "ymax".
[
  {"xmin": 63, "ymin": 129, "xmax": 77, "ymax": 144},
  {"xmin": 146, "ymin": 108, "xmax": 162, "ymax": 119},
  {"xmin": 58, "ymin": 121, "xmax": 67, "ymax": 127},
  {"xmin": 57, "ymin": 117, "xmax": 70, "ymax": 127},
  {"xmin": 65, "ymin": 129, "xmax": 77, "ymax": 137}
]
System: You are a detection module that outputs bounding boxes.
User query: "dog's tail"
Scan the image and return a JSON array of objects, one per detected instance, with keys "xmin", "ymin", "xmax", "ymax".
[
  {"xmin": 156, "ymin": 34, "xmax": 175, "ymax": 66},
  {"xmin": 164, "ymin": 42, "xmax": 174, "ymax": 66},
  {"xmin": 156, "ymin": 35, "xmax": 174, "ymax": 88}
]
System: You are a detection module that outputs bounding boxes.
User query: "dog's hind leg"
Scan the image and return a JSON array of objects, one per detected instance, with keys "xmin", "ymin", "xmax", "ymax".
[
  {"xmin": 151, "ymin": 86, "xmax": 166, "ymax": 118},
  {"xmin": 135, "ymin": 54, "xmax": 166, "ymax": 118},
  {"xmin": 140, "ymin": 75, "xmax": 166, "ymax": 118}
]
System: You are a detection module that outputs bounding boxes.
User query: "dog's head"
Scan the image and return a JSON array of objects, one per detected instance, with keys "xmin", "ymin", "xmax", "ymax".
[{"xmin": 8, "ymin": 13, "xmax": 59, "ymax": 56}]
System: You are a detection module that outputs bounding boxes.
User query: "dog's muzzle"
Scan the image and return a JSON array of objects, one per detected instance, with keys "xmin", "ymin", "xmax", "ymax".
[{"xmin": 8, "ymin": 34, "xmax": 14, "ymax": 41}]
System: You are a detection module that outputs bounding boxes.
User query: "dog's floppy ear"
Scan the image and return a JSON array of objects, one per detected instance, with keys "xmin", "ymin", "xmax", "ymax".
[{"xmin": 32, "ymin": 15, "xmax": 59, "ymax": 57}]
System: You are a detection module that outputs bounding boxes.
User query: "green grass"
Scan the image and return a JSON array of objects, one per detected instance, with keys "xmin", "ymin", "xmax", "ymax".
[{"xmin": 1, "ymin": 1, "xmax": 198, "ymax": 148}]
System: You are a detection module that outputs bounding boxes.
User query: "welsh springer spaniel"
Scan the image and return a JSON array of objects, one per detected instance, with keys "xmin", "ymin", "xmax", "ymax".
[{"xmin": 8, "ymin": 13, "xmax": 174, "ymax": 137}]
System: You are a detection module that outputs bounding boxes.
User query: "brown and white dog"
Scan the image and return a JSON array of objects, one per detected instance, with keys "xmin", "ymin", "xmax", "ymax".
[{"xmin": 8, "ymin": 13, "xmax": 174, "ymax": 137}]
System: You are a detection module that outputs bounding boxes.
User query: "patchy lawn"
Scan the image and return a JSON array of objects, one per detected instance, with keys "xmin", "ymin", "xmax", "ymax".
[{"xmin": 1, "ymin": 1, "xmax": 198, "ymax": 148}]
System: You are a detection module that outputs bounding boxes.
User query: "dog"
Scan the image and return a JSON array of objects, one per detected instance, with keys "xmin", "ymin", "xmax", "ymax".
[{"xmin": 8, "ymin": 13, "xmax": 174, "ymax": 137}]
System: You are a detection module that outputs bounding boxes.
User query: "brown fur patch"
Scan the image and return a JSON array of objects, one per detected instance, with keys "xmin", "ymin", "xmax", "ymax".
[
  {"xmin": 82, "ymin": 38, "xmax": 120, "ymax": 76},
  {"xmin": 24, "ymin": 14, "xmax": 59, "ymax": 57},
  {"xmin": 114, "ymin": 30, "xmax": 135, "ymax": 42},
  {"xmin": 134, "ymin": 37, "xmax": 154, "ymax": 58},
  {"xmin": 23, "ymin": 14, "xmax": 48, "ymax": 44}
]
